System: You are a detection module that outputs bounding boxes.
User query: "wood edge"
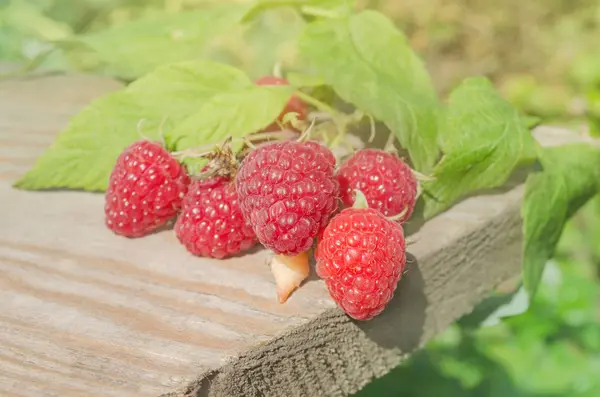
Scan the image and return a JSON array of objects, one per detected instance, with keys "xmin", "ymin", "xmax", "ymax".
[
  {"xmin": 167, "ymin": 189, "xmax": 524, "ymax": 397},
  {"xmin": 158, "ymin": 125, "xmax": 590, "ymax": 397}
]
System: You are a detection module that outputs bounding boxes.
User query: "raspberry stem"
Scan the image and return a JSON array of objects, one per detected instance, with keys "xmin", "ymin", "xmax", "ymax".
[
  {"xmin": 329, "ymin": 110, "xmax": 365, "ymax": 148},
  {"xmin": 272, "ymin": 61, "xmax": 283, "ymax": 78},
  {"xmin": 294, "ymin": 91, "xmax": 368, "ymax": 150},
  {"xmin": 294, "ymin": 91, "xmax": 339, "ymax": 120},
  {"xmin": 411, "ymin": 169, "xmax": 436, "ymax": 181},
  {"xmin": 384, "ymin": 132, "xmax": 397, "ymax": 153},
  {"xmin": 171, "ymin": 130, "xmax": 298, "ymax": 160},
  {"xmin": 367, "ymin": 114, "xmax": 377, "ymax": 143},
  {"xmin": 387, "ymin": 206, "xmax": 409, "ymax": 222}
]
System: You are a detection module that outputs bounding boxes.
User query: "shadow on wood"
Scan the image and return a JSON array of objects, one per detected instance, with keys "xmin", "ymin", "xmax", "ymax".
[{"xmin": 358, "ymin": 252, "xmax": 427, "ymax": 353}]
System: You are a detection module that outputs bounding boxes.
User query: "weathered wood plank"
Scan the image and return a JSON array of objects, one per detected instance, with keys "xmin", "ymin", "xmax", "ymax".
[
  {"xmin": 0, "ymin": 71, "xmax": 587, "ymax": 397},
  {"xmin": 0, "ymin": 72, "xmax": 336, "ymax": 396}
]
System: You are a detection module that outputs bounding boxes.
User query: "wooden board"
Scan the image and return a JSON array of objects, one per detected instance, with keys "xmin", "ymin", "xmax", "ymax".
[{"xmin": 0, "ymin": 71, "xmax": 588, "ymax": 397}]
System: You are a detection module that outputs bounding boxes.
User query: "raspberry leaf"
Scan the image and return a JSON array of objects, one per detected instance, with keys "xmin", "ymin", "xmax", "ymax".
[
  {"xmin": 14, "ymin": 60, "xmax": 251, "ymax": 191},
  {"xmin": 422, "ymin": 77, "xmax": 538, "ymax": 219},
  {"xmin": 168, "ymin": 85, "xmax": 295, "ymax": 152},
  {"xmin": 522, "ymin": 144, "xmax": 600, "ymax": 297},
  {"xmin": 298, "ymin": 10, "xmax": 440, "ymax": 173},
  {"xmin": 57, "ymin": 3, "xmax": 254, "ymax": 80},
  {"xmin": 127, "ymin": 61, "xmax": 251, "ymax": 120}
]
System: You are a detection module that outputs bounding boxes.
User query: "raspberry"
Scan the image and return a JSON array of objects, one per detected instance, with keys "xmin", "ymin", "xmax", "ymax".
[
  {"xmin": 175, "ymin": 176, "xmax": 257, "ymax": 259},
  {"xmin": 236, "ymin": 140, "xmax": 339, "ymax": 255},
  {"xmin": 316, "ymin": 207, "xmax": 406, "ymax": 320},
  {"xmin": 255, "ymin": 76, "xmax": 307, "ymax": 131},
  {"xmin": 337, "ymin": 149, "xmax": 418, "ymax": 223},
  {"xmin": 105, "ymin": 140, "xmax": 190, "ymax": 237}
]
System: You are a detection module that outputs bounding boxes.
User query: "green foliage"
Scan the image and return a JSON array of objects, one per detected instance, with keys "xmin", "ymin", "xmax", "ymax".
[
  {"xmin": 14, "ymin": 60, "xmax": 257, "ymax": 191},
  {"xmin": 13, "ymin": 91, "xmax": 155, "ymax": 191},
  {"xmin": 168, "ymin": 84, "xmax": 294, "ymax": 152},
  {"xmin": 57, "ymin": 4, "xmax": 254, "ymax": 80},
  {"xmin": 422, "ymin": 77, "xmax": 538, "ymax": 218},
  {"xmin": 299, "ymin": 10, "xmax": 440, "ymax": 173},
  {"xmin": 522, "ymin": 144, "xmax": 600, "ymax": 296}
]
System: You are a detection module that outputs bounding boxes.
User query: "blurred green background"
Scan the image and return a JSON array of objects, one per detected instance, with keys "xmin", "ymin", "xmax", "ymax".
[{"xmin": 2, "ymin": 0, "xmax": 599, "ymax": 395}]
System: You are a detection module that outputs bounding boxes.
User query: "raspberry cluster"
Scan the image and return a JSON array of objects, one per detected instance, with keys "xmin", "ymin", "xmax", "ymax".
[{"xmin": 103, "ymin": 76, "xmax": 419, "ymax": 320}]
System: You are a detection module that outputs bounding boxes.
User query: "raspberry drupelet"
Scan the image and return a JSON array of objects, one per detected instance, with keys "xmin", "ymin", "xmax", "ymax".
[
  {"xmin": 175, "ymin": 176, "xmax": 257, "ymax": 259},
  {"xmin": 105, "ymin": 140, "xmax": 190, "ymax": 238},
  {"xmin": 337, "ymin": 149, "xmax": 418, "ymax": 223},
  {"xmin": 316, "ymin": 207, "xmax": 407, "ymax": 320},
  {"xmin": 235, "ymin": 140, "xmax": 339, "ymax": 255}
]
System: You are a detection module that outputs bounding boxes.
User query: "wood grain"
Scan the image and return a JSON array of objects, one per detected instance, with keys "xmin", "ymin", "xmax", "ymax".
[
  {"xmin": 0, "ymin": 72, "xmax": 336, "ymax": 396},
  {"xmin": 0, "ymin": 71, "xmax": 588, "ymax": 397}
]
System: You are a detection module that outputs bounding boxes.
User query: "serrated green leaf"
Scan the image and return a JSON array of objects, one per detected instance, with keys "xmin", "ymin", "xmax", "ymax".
[
  {"xmin": 168, "ymin": 85, "xmax": 294, "ymax": 152},
  {"xmin": 13, "ymin": 92, "xmax": 157, "ymax": 191},
  {"xmin": 14, "ymin": 60, "xmax": 252, "ymax": 191},
  {"xmin": 422, "ymin": 77, "xmax": 538, "ymax": 218},
  {"xmin": 299, "ymin": 10, "xmax": 440, "ymax": 172},
  {"xmin": 126, "ymin": 60, "xmax": 251, "ymax": 120},
  {"xmin": 57, "ymin": 4, "xmax": 253, "ymax": 80},
  {"xmin": 522, "ymin": 144, "xmax": 600, "ymax": 297}
]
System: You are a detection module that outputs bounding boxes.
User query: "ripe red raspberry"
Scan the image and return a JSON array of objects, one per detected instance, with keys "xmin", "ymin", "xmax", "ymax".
[
  {"xmin": 105, "ymin": 140, "xmax": 190, "ymax": 237},
  {"xmin": 236, "ymin": 140, "xmax": 339, "ymax": 255},
  {"xmin": 175, "ymin": 176, "xmax": 257, "ymax": 259},
  {"xmin": 255, "ymin": 76, "xmax": 307, "ymax": 131},
  {"xmin": 316, "ymin": 207, "xmax": 406, "ymax": 320},
  {"xmin": 337, "ymin": 149, "xmax": 418, "ymax": 223}
]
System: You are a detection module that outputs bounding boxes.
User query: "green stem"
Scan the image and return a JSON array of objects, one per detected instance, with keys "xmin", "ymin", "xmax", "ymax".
[
  {"xmin": 329, "ymin": 129, "xmax": 347, "ymax": 148},
  {"xmin": 295, "ymin": 91, "xmax": 338, "ymax": 116},
  {"xmin": 295, "ymin": 90, "xmax": 349, "ymax": 147},
  {"xmin": 171, "ymin": 130, "xmax": 296, "ymax": 158},
  {"xmin": 247, "ymin": 130, "xmax": 298, "ymax": 142}
]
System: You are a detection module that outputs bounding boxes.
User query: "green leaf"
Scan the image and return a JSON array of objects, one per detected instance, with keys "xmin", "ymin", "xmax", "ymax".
[
  {"xmin": 586, "ymin": 89, "xmax": 600, "ymax": 138},
  {"xmin": 204, "ymin": 6, "xmax": 307, "ymax": 80},
  {"xmin": 299, "ymin": 10, "xmax": 440, "ymax": 172},
  {"xmin": 168, "ymin": 84, "xmax": 294, "ymax": 152},
  {"xmin": 58, "ymin": 3, "xmax": 253, "ymax": 80},
  {"xmin": 14, "ymin": 92, "xmax": 158, "ymax": 191},
  {"xmin": 14, "ymin": 60, "xmax": 251, "ymax": 191},
  {"xmin": 522, "ymin": 143, "xmax": 600, "ymax": 297},
  {"xmin": 126, "ymin": 60, "xmax": 251, "ymax": 120},
  {"xmin": 523, "ymin": 115, "xmax": 542, "ymax": 129},
  {"xmin": 286, "ymin": 71, "xmax": 327, "ymax": 88},
  {"xmin": 422, "ymin": 77, "xmax": 538, "ymax": 218},
  {"xmin": 2, "ymin": 0, "xmax": 73, "ymax": 42},
  {"xmin": 250, "ymin": 0, "xmax": 355, "ymax": 18}
]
